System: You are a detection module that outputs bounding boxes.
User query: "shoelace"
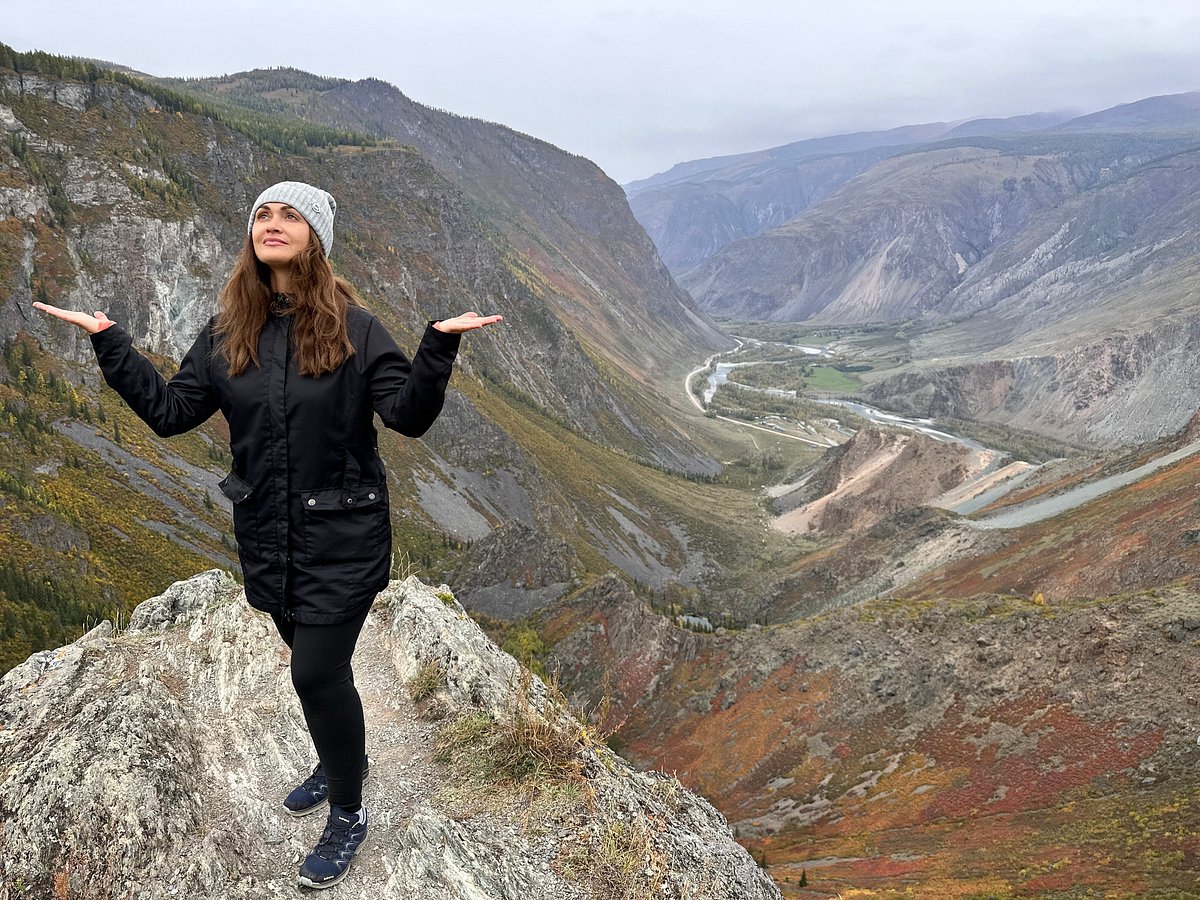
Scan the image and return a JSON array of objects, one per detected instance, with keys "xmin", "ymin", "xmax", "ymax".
[
  {"xmin": 314, "ymin": 814, "xmax": 360, "ymax": 860},
  {"xmin": 301, "ymin": 765, "xmax": 326, "ymax": 795}
]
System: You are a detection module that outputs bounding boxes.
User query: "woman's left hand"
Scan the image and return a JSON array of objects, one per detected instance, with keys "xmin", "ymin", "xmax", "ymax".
[{"xmin": 433, "ymin": 312, "xmax": 503, "ymax": 334}]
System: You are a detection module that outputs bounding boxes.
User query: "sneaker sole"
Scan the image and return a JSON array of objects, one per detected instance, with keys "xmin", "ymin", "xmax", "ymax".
[
  {"xmin": 282, "ymin": 766, "xmax": 371, "ymax": 818},
  {"xmin": 297, "ymin": 830, "xmax": 369, "ymax": 889},
  {"xmin": 283, "ymin": 797, "xmax": 328, "ymax": 819}
]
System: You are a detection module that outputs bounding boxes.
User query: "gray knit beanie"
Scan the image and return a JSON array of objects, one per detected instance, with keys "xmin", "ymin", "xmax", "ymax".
[{"xmin": 247, "ymin": 181, "xmax": 337, "ymax": 256}]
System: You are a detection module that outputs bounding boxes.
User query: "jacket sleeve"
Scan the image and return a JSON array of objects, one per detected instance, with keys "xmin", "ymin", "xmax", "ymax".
[
  {"xmin": 89, "ymin": 319, "xmax": 221, "ymax": 437},
  {"xmin": 365, "ymin": 316, "xmax": 461, "ymax": 437}
]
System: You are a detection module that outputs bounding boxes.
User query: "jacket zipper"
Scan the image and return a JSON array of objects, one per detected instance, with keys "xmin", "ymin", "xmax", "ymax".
[
  {"xmin": 280, "ymin": 315, "xmax": 294, "ymax": 622},
  {"xmin": 283, "ymin": 557, "xmax": 292, "ymax": 621}
]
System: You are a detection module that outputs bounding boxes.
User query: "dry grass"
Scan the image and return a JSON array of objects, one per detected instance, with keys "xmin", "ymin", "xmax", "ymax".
[
  {"xmin": 434, "ymin": 667, "xmax": 587, "ymax": 786},
  {"xmin": 389, "ymin": 549, "xmax": 419, "ymax": 582},
  {"xmin": 558, "ymin": 817, "xmax": 666, "ymax": 900},
  {"xmin": 426, "ymin": 663, "xmax": 664, "ymax": 899},
  {"xmin": 406, "ymin": 660, "xmax": 445, "ymax": 703}
]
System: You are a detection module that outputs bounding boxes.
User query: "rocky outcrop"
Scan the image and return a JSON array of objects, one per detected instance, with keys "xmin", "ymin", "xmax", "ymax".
[
  {"xmin": 770, "ymin": 427, "xmax": 1006, "ymax": 536},
  {"xmin": 545, "ymin": 574, "xmax": 705, "ymax": 722},
  {"xmin": 0, "ymin": 571, "xmax": 779, "ymax": 899},
  {"xmin": 864, "ymin": 315, "xmax": 1200, "ymax": 447}
]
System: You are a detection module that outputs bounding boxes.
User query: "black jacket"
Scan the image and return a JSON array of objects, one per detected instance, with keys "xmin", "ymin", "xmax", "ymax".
[{"xmin": 90, "ymin": 304, "xmax": 461, "ymax": 624}]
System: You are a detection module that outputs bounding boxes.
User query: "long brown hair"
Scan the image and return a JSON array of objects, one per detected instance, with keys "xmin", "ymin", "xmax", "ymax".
[{"xmin": 213, "ymin": 235, "xmax": 366, "ymax": 377}]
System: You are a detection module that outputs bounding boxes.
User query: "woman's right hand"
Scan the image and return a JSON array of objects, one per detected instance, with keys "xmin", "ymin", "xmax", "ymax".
[{"xmin": 32, "ymin": 302, "xmax": 116, "ymax": 334}]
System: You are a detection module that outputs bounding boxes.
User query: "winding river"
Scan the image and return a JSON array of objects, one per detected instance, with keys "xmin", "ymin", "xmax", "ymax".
[{"xmin": 687, "ymin": 336, "xmax": 1200, "ymax": 531}]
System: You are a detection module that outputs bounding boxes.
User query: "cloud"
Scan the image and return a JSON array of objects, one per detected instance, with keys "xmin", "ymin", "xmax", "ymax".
[{"xmin": 5, "ymin": 1, "xmax": 1200, "ymax": 182}]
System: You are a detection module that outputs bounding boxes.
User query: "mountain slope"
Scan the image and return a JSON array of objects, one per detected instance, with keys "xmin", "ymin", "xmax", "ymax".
[
  {"xmin": 541, "ymin": 426, "xmax": 1200, "ymax": 896},
  {"xmin": 861, "ymin": 148, "xmax": 1200, "ymax": 445},
  {"xmin": 623, "ymin": 120, "xmax": 962, "ymax": 196},
  {"xmin": 627, "ymin": 146, "xmax": 900, "ymax": 272},
  {"xmin": 679, "ymin": 129, "xmax": 1200, "ymax": 325},
  {"xmin": 549, "ymin": 576, "xmax": 1200, "ymax": 897},
  {"xmin": 155, "ymin": 70, "xmax": 730, "ymax": 388},
  {"xmin": 680, "ymin": 144, "xmax": 1081, "ymax": 322},
  {"xmin": 1055, "ymin": 90, "xmax": 1200, "ymax": 132},
  {"xmin": 0, "ymin": 48, "xmax": 777, "ymax": 669}
]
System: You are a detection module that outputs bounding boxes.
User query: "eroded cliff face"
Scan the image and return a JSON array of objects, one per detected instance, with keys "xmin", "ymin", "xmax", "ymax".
[
  {"xmin": 863, "ymin": 319, "xmax": 1200, "ymax": 447},
  {"xmin": 0, "ymin": 78, "xmax": 233, "ymax": 362},
  {"xmin": 768, "ymin": 428, "xmax": 1003, "ymax": 537},
  {"xmin": 854, "ymin": 148, "xmax": 1200, "ymax": 447},
  {"xmin": 679, "ymin": 147, "xmax": 1081, "ymax": 323},
  {"xmin": 0, "ymin": 571, "xmax": 779, "ymax": 900},
  {"xmin": 627, "ymin": 147, "xmax": 897, "ymax": 272}
]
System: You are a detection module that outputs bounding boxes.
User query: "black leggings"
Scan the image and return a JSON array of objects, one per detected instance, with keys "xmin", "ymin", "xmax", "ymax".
[{"xmin": 270, "ymin": 605, "xmax": 371, "ymax": 809}]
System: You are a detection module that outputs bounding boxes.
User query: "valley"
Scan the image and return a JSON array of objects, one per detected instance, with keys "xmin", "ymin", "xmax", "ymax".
[
  {"xmin": 4, "ymin": 41, "xmax": 1200, "ymax": 898},
  {"xmin": 683, "ymin": 322, "xmax": 1106, "ymax": 533},
  {"xmin": 546, "ymin": 322, "xmax": 1200, "ymax": 897}
]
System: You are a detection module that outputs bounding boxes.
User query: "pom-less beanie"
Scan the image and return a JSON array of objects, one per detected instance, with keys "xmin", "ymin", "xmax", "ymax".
[{"xmin": 247, "ymin": 181, "xmax": 337, "ymax": 256}]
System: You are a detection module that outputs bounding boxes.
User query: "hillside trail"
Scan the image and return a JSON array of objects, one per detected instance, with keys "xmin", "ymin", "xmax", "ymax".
[
  {"xmin": 271, "ymin": 606, "xmax": 442, "ymax": 885},
  {"xmin": 139, "ymin": 601, "xmax": 446, "ymax": 891}
]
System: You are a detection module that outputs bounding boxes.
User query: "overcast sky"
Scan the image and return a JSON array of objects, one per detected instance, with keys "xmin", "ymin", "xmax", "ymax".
[{"xmin": 6, "ymin": 1, "xmax": 1200, "ymax": 183}]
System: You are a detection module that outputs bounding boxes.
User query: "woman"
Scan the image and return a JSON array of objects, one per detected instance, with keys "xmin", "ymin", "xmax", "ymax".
[{"xmin": 34, "ymin": 180, "xmax": 502, "ymax": 889}]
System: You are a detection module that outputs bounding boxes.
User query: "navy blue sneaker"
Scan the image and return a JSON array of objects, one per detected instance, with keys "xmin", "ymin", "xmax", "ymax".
[
  {"xmin": 298, "ymin": 803, "xmax": 369, "ymax": 889},
  {"xmin": 283, "ymin": 755, "xmax": 370, "ymax": 818}
]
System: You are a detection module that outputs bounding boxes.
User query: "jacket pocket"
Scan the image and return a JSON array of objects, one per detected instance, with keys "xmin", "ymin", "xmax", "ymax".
[
  {"xmin": 217, "ymin": 471, "xmax": 255, "ymax": 504},
  {"xmin": 295, "ymin": 483, "xmax": 389, "ymax": 566},
  {"xmin": 217, "ymin": 471, "xmax": 258, "ymax": 555}
]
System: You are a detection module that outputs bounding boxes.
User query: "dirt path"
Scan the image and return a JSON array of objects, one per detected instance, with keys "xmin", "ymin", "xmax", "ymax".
[
  {"xmin": 132, "ymin": 600, "xmax": 446, "ymax": 892},
  {"xmin": 273, "ymin": 607, "xmax": 444, "ymax": 886}
]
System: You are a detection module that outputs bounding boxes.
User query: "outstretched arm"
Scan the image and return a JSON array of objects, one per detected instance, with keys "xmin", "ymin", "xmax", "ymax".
[
  {"xmin": 34, "ymin": 302, "xmax": 220, "ymax": 437},
  {"xmin": 367, "ymin": 311, "xmax": 501, "ymax": 437},
  {"xmin": 432, "ymin": 311, "xmax": 503, "ymax": 334}
]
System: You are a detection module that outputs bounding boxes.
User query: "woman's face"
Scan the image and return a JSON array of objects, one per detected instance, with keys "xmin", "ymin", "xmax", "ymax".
[{"xmin": 252, "ymin": 202, "xmax": 312, "ymax": 268}]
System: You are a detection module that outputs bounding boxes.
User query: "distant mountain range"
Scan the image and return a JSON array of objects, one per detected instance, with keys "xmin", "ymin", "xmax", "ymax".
[
  {"xmin": 624, "ymin": 95, "xmax": 1200, "ymax": 273},
  {"xmin": 623, "ymin": 110, "xmax": 1077, "ymax": 270},
  {"xmin": 626, "ymin": 91, "xmax": 1200, "ymax": 445}
]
